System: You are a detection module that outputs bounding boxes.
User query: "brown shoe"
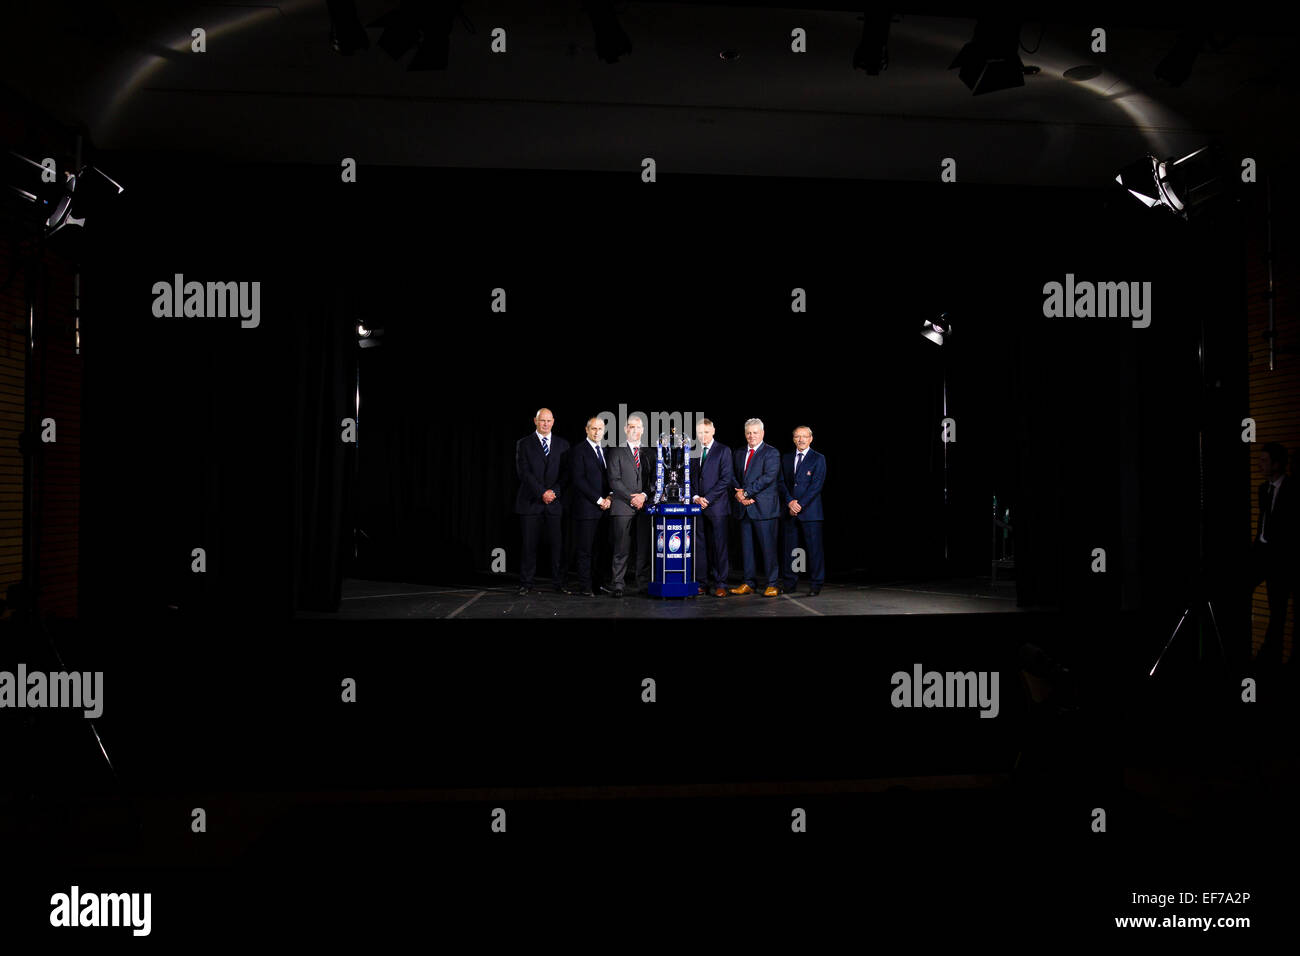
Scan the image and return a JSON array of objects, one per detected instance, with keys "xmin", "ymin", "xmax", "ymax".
[
  {"xmin": 713, "ymin": 587, "xmax": 727, "ymax": 597},
  {"xmin": 763, "ymin": 586, "xmax": 780, "ymax": 597},
  {"xmin": 729, "ymin": 584, "xmax": 753, "ymax": 595}
]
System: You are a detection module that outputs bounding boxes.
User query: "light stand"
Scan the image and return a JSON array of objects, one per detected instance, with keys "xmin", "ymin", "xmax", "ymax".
[
  {"xmin": 1148, "ymin": 298, "xmax": 1226, "ymax": 676},
  {"xmin": 921, "ymin": 315, "xmax": 953, "ymax": 566}
]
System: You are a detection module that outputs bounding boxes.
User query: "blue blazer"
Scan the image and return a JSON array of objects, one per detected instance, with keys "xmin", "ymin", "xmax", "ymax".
[
  {"xmin": 731, "ymin": 443, "xmax": 781, "ymax": 520},
  {"xmin": 515, "ymin": 433, "xmax": 569, "ymax": 515},
  {"xmin": 694, "ymin": 442, "xmax": 734, "ymax": 516},
  {"xmin": 779, "ymin": 448, "xmax": 826, "ymax": 521}
]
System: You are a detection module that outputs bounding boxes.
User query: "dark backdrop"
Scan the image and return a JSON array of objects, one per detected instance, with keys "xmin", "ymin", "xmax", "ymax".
[{"xmin": 74, "ymin": 157, "xmax": 1249, "ymax": 619}]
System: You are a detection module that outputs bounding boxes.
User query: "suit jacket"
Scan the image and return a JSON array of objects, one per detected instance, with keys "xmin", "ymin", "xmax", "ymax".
[
  {"xmin": 731, "ymin": 443, "xmax": 781, "ymax": 520},
  {"xmin": 515, "ymin": 432, "xmax": 569, "ymax": 515},
  {"xmin": 608, "ymin": 443, "xmax": 654, "ymax": 517},
  {"xmin": 1257, "ymin": 474, "xmax": 1298, "ymax": 556},
  {"xmin": 695, "ymin": 442, "xmax": 734, "ymax": 519},
  {"xmin": 779, "ymin": 448, "xmax": 827, "ymax": 521},
  {"xmin": 570, "ymin": 440, "xmax": 612, "ymax": 520}
]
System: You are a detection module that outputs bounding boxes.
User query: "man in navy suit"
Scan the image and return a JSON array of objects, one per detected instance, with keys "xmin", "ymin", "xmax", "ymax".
[
  {"xmin": 1247, "ymin": 442, "xmax": 1296, "ymax": 669},
  {"xmin": 515, "ymin": 407, "xmax": 570, "ymax": 595},
  {"xmin": 778, "ymin": 426, "xmax": 827, "ymax": 596},
  {"xmin": 569, "ymin": 416, "xmax": 614, "ymax": 596},
  {"xmin": 692, "ymin": 417, "xmax": 735, "ymax": 596},
  {"xmin": 729, "ymin": 418, "xmax": 782, "ymax": 596}
]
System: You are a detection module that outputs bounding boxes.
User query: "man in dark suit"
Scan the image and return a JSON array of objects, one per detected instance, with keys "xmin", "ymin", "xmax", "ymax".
[
  {"xmin": 729, "ymin": 417, "xmax": 782, "ymax": 596},
  {"xmin": 778, "ymin": 425, "xmax": 827, "ymax": 596},
  {"xmin": 1247, "ymin": 442, "xmax": 1296, "ymax": 669},
  {"xmin": 569, "ymin": 416, "xmax": 614, "ymax": 596},
  {"xmin": 514, "ymin": 407, "xmax": 570, "ymax": 595},
  {"xmin": 692, "ymin": 418, "xmax": 735, "ymax": 597},
  {"xmin": 608, "ymin": 415, "xmax": 654, "ymax": 596}
]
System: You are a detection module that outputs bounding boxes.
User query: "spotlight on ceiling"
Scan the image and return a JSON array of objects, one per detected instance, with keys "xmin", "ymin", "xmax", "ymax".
[
  {"xmin": 1114, "ymin": 144, "xmax": 1230, "ymax": 221},
  {"xmin": 582, "ymin": 0, "xmax": 632, "ymax": 64},
  {"xmin": 921, "ymin": 314, "xmax": 953, "ymax": 346},
  {"xmin": 853, "ymin": 10, "xmax": 893, "ymax": 75},
  {"xmin": 358, "ymin": 322, "xmax": 384, "ymax": 348},
  {"xmin": 950, "ymin": 19, "xmax": 1026, "ymax": 95}
]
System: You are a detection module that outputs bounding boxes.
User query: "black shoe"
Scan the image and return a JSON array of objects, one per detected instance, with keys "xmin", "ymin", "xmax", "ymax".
[
  {"xmin": 613, "ymin": 589, "xmax": 624, "ymax": 598},
  {"xmin": 599, "ymin": 585, "xmax": 617, "ymax": 595},
  {"xmin": 781, "ymin": 583, "xmax": 797, "ymax": 595},
  {"xmin": 555, "ymin": 586, "xmax": 573, "ymax": 595},
  {"xmin": 578, "ymin": 589, "xmax": 596, "ymax": 597},
  {"xmin": 808, "ymin": 587, "xmax": 821, "ymax": 596},
  {"xmin": 518, "ymin": 586, "xmax": 532, "ymax": 595}
]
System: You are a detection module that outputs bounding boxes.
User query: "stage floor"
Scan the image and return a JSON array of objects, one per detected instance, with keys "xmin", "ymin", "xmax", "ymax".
[{"xmin": 299, "ymin": 576, "xmax": 1024, "ymax": 619}]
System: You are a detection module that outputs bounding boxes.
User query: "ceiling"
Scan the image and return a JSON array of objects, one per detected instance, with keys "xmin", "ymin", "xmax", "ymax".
[{"xmin": 2, "ymin": 1, "xmax": 1297, "ymax": 186}]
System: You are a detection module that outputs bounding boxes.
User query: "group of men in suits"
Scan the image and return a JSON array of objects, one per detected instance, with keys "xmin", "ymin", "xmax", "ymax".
[
  {"xmin": 515, "ymin": 410, "xmax": 826, "ymax": 598},
  {"xmin": 1248, "ymin": 442, "xmax": 1297, "ymax": 670}
]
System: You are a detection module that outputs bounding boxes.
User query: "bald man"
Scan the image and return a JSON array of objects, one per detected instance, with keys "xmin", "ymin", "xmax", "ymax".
[{"xmin": 515, "ymin": 407, "xmax": 571, "ymax": 595}]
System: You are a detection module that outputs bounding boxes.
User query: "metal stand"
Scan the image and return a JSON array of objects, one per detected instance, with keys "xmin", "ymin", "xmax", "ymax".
[{"xmin": 1149, "ymin": 312, "xmax": 1226, "ymax": 677}]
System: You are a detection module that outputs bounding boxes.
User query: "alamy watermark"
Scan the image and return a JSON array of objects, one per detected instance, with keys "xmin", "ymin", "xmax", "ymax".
[
  {"xmin": 50, "ymin": 885, "xmax": 151, "ymax": 936},
  {"xmin": 1042, "ymin": 274, "xmax": 1151, "ymax": 328},
  {"xmin": 890, "ymin": 663, "xmax": 999, "ymax": 718},
  {"xmin": 0, "ymin": 664, "xmax": 103, "ymax": 718},
  {"xmin": 596, "ymin": 405, "xmax": 708, "ymax": 455},
  {"xmin": 152, "ymin": 274, "xmax": 260, "ymax": 328}
]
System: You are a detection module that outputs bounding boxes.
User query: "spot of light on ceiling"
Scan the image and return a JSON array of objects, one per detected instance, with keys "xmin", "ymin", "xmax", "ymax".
[{"xmin": 1064, "ymin": 65, "xmax": 1103, "ymax": 81}]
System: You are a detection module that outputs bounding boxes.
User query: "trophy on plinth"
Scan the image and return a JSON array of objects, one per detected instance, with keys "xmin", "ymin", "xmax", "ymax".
[{"xmin": 649, "ymin": 426, "xmax": 701, "ymax": 598}]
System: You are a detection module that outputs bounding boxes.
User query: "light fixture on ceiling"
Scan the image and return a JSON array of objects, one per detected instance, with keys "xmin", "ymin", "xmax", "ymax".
[{"xmin": 950, "ymin": 19, "xmax": 1026, "ymax": 95}]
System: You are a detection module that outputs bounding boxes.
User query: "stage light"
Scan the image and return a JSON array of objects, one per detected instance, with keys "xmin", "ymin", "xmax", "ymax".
[
  {"xmin": 327, "ymin": 0, "xmax": 369, "ymax": 55},
  {"xmin": 853, "ymin": 11, "xmax": 893, "ymax": 75},
  {"xmin": 358, "ymin": 322, "xmax": 384, "ymax": 349},
  {"xmin": 949, "ymin": 19, "xmax": 1025, "ymax": 95},
  {"xmin": 2, "ymin": 151, "xmax": 122, "ymax": 238},
  {"xmin": 921, "ymin": 314, "xmax": 953, "ymax": 346},
  {"xmin": 1114, "ymin": 144, "xmax": 1229, "ymax": 221},
  {"xmin": 582, "ymin": 0, "xmax": 632, "ymax": 64},
  {"xmin": 373, "ymin": 0, "xmax": 462, "ymax": 70},
  {"xmin": 1154, "ymin": 26, "xmax": 1203, "ymax": 86}
]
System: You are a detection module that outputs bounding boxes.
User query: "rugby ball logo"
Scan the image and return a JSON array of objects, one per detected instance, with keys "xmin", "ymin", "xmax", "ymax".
[{"xmin": 669, "ymin": 532, "xmax": 682, "ymax": 553}]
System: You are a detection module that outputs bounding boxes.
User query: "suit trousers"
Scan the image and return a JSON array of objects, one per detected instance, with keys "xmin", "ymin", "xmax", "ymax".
[
  {"xmin": 1246, "ymin": 541, "xmax": 1296, "ymax": 666},
  {"xmin": 573, "ymin": 516, "xmax": 609, "ymax": 592},
  {"xmin": 738, "ymin": 515, "xmax": 778, "ymax": 587},
  {"xmin": 780, "ymin": 518, "xmax": 825, "ymax": 588},
  {"xmin": 698, "ymin": 511, "xmax": 730, "ymax": 589},
  {"xmin": 610, "ymin": 511, "xmax": 652, "ymax": 590},
  {"xmin": 520, "ymin": 512, "xmax": 565, "ymax": 589}
]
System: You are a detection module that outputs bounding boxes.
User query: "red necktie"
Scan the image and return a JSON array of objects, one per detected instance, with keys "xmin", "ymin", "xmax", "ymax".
[
  {"xmin": 744, "ymin": 448, "xmax": 754, "ymax": 474},
  {"xmin": 633, "ymin": 445, "xmax": 640, "ymax": 469}
]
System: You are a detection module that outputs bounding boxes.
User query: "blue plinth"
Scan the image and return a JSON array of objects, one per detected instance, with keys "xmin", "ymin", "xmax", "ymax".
[{"xmin": 648, "ymin": 502, "xmax": 703, "ymax": 597}]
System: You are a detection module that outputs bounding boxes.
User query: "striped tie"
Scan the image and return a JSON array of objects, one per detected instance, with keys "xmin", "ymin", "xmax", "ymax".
[
  {"xmin": 542, "ymin": 437, "xmax": 549, "ymax": 456},
  {"xmin": 633, "ymin": 445, "xmax": 640, "ymax": 469}
]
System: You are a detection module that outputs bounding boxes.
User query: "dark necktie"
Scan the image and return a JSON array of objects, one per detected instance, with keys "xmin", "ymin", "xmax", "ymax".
[
  {"xmin": 596, "ymin": 444, "xmax": 605, "ymax": 468},
  {"xmin": 542, "ymin": 436, "xmax": 549, "ymax": 457},
  {"xmin": 795, "ymin": 452, "xmax": 804, "ymax": 476},
  {"xmin": 700, "ymin": 445, "xmax": 708, "ymax": 469}
]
